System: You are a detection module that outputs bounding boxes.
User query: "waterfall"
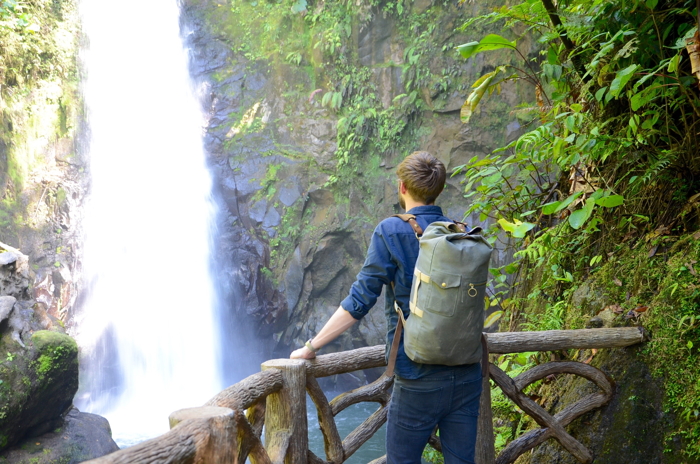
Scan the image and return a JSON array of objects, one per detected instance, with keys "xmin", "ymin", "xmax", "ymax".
[{"xmin": 75, "ymin": 0, "xmax": 223, "ymax": 446}]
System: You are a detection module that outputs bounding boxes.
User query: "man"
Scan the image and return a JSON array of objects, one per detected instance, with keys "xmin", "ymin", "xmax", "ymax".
[{"xmin": 291, "ymin": 151, "xmax": 482, "ymax": 463}]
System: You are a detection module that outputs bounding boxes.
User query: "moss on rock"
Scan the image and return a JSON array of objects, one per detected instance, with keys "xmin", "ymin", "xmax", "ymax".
[
  {"xmin": 0, "ymin": 331, "xmax": 79, "ymax": 451},
  {"xmin": 509, "ymin": 232, "xmax": 700, "ymax": 463}
]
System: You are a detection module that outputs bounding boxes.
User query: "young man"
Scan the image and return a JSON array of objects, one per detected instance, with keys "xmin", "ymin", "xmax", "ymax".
[{"xmin": 291, "ymin": 151, "xmax": 482, "ymax": 463}]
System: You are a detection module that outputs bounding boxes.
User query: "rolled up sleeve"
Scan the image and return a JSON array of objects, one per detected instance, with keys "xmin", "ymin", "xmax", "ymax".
[{"xmin": 340, "ymin": 226, "xmax": 396, "ymax": 320}]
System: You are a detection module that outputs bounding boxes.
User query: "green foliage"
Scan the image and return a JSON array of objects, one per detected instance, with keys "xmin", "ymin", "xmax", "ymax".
[
  {"xmin": 0, "ymin": 0, "xmax": 36, "ymax": 31},
  {"xmin": 260, "ymin": 266, "xmax": 277, "ymax": 285},
  {"xmin": 456, "ymin": 0, "xmax": 700, "ymax": 317},
  {"xmin": 0, "ymin": 0, "xmax": 80, "ymax": 241},
  {"xmin": 457, "ymin": 0, "xmax": 699, "ymax": 235},
  {"xmin": 422, "ymin": 443, "xmax": 444, "ymax": 464},
  {"xmin": 254, "ymin": 164, "xmax": 282, "ymax": 202},
  {"xmin": 455, "ymin": 0, "xmax": 700, "ymax": 457},
  {"xmin": 213, "ymin": 0, "xmax": 477, "ymax": 184},
  {"xmin": 0, "ymin": 0, "xmax": 78, "ymax": 89},
  {"xmin": 457, "ymin": 34, "xmax": 517, "ymax": 60}
]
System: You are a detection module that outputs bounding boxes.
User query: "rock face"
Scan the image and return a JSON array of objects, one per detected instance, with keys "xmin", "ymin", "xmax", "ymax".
[
  {"xmin": 0, "ymin": 408, "xmax": 119, "ymax": 464},
  {"xmin": 0, "ymin": 0, "xmax": 86, "ymax": 336},
  {"xmin": 181, "ymin": 0, "xmax": 530, "ymax": 384},
  {"xmin": 522, "ymin": 347, "xmax": 669, "ymax": 464}
]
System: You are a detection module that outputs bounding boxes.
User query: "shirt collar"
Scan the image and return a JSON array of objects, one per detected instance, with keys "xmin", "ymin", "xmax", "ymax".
[{"xmin": 406, "ymin": 205, "xmax": 443, "ymax": 216}]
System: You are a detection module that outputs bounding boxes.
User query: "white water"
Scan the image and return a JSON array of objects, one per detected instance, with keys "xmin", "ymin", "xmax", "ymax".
[{"xmin": 75, "ymin": 0, "xmax": 223, "ymax": 446}]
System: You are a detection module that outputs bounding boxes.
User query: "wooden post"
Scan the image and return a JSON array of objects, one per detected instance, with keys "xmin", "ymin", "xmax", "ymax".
[
  {"xmin": 262, "ymin": 359, "xmax": 308, "ymax": 464},
  {"xmin": 475, "ymin": 373, "xmax": 495, "ymax": 464},
  {"xmin": 169, "ymin": 406, "xmax": 237, "ymax": 464}
]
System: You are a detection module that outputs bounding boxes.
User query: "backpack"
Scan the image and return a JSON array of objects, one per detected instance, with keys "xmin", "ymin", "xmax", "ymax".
[{"xmin": 387, "ymin": 214, "xmax": 493, "ymax": 370}]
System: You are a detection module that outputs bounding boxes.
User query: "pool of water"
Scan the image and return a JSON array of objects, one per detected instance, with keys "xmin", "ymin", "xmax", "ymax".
[{"xmin": 307, "ymin": 395, "xmax": 387, "ymax": 463}]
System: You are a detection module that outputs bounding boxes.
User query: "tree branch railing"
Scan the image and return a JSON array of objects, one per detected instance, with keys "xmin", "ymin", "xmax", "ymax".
[{"xmin": 84, "ymin": 327, "xmax": 645, "ymax": 464}]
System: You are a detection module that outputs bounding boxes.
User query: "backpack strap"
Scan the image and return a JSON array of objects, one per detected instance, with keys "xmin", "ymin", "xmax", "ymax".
[
  {"xmin": 394, "ymin": 214, "xmax": 476, "ymax": 237},
  {"xmin": 453, "ymin": 220, "xmax": 467, "ymax": 233},
  {"xmin": 385, "ymin": 282, "xmax": 406, "ymax": 378},
  {"xmin": 481, "ymin": 333, "xmax": 489, "ymax": 377},
  {"xmin": 392, "ymin": 214, "xmax": 423, "ymax": 238}
]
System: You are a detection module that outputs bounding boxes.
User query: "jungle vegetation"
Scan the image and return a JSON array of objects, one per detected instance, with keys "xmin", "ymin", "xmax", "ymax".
[{"xmin": 453, "ymin": 0, "xmax": 700, "ymax": 460}]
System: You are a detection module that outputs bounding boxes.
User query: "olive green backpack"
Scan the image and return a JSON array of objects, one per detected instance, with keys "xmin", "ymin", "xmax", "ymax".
[{"xmin": 387, "ymin": 214, "xmax": 493, "ymax": 372}]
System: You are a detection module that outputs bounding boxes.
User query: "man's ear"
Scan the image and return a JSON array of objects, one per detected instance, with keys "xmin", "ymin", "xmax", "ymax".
[{"xmin": 399, "ymin": 181, "xmax": 408, "ymax": 194}]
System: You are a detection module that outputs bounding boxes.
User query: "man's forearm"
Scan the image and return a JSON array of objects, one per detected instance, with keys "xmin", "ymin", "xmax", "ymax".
[
  {"xmin": 290, "ymin": 306, "xmax": 358, "ymax": 359},
  {"xmin": 309, "ymin": 306, "xmax": 358, "ymax": 349}
]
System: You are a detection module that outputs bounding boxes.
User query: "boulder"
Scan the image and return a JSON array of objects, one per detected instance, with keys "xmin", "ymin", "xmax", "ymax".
[
  {"xmin": 0, "ymin": 408, "xmax": 119, "ymax": 463},
  {"xmin": 0, "ymin": 330, "xmax": 79, "ymax": 450}
]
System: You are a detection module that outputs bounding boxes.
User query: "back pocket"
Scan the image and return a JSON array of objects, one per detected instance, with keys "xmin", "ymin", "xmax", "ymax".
[{"xmin": 393, "ymin": 383, "xmax": 444, "ymax": 430}]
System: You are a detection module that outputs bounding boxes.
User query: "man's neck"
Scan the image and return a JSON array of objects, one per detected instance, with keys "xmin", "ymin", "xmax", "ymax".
[{"xmin": 404, "ymin": 199, "xmax": 429, "ymax": 212}]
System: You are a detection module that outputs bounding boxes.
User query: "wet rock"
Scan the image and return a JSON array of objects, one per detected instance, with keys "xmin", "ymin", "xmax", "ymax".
[
  {"xmin": 284, "ymin": 247, "xmax": 304, "ymax": 312},
  {"xmin": 249, "ymin": 200, "xmax": 268, "ymax": 223},
  {"xmin": 0, "ymin": 330, "xmax": 79, "ymax": 450},
  {"xmin": 0, "ymin": 296, "xmax": 15, "ymax": 322},
  {"xmin": 308, "ymin": 233, "xmax": 353, "ymax": 298},
  {"xmin": 279, "ymin": 182, "xmax": 302, "ymax": 207},
  {"xmin": 586, "ymin": 316, "xmax": 605, "ymax": 328},
  {"xmin": 180, "ymin": 0, "xmax": 532, "ymax": 390},
  {"xmin": 262, "ymin": 206, "xmax": 281, "ymax": 228},
  {"xmin": 308, "ymin": 188, "xmax": 334, "ymax": 207},
  {"xmin": 0, "ymin": 253, "xmax": 18, "ymax": 266},
  {"xmin": 0, "ymin": 408, "xmax": 119, "ymax": 463},
  {"xmin": 0, "ymin": 247, "xmax": 29, "ymax": 300},
  {"xmin": 572, "ymin": 281, "xmax": 608, "ymax": 316}
]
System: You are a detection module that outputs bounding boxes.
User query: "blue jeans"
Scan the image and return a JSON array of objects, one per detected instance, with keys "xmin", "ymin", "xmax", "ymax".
[{"xmin": 386, "ymin": 363, "xmax": 482, "ymax": 464}]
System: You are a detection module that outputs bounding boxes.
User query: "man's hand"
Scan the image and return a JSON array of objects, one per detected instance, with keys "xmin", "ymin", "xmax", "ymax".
[
  {"xmin": 290, "ymin": 346, "xmax": 316, "ymax": 359},
  {"xmin": 289, "ymin": 307, "xmax": 358, "ymax": 361}
]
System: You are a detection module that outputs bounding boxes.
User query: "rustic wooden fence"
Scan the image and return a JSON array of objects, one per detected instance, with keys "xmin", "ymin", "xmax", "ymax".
[{"xmin": 85, "ymin": 327, "xmax": 645, "ymax": 464}]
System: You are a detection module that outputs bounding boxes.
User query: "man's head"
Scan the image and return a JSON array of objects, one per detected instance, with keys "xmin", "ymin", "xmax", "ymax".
[{"xmin": 396, "ymin": 151, "xmax": 446, "ymax": 207}]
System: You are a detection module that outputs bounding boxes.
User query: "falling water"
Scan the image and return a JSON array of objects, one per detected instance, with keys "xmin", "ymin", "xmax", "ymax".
[{"xmin": 75, "ymin": 0, "xmax": 223, "ymax": 446}]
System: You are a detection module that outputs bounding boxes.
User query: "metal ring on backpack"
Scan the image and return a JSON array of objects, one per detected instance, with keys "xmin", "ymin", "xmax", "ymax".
[{"xmin": 468, "ymin": 283, "xmax": 478, "ymax": 297}]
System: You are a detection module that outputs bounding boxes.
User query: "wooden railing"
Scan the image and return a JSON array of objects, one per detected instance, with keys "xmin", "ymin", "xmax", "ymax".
[{"xmin": 85, "ymin": 327, "xmax": 645, "ymax": 464}]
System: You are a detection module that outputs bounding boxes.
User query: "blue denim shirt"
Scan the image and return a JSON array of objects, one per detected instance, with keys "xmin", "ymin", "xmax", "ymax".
[{"xmin": 341, "ymin": 205, "xmax": 467, "ymax": 379}]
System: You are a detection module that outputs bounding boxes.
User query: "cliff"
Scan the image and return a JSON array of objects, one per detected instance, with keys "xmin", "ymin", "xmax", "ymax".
[{"xmin": 180, "ymin": 0, "xmax": 531, "ymax": 381}]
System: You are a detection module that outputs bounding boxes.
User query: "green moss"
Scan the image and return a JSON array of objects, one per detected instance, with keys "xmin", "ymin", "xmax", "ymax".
[
  {"xmin": 30, "ymin": 331, "xmax": 78, "ymax": 382},
  {"xmin": 523, "ymin": 233, "xmax": 700, "ymax": 459}
]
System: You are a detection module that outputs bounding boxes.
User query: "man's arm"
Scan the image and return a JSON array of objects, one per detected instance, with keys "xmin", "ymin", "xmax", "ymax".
[{"xmin": 290, "ymin": 306, "xmax": 359, "ymax": 359}]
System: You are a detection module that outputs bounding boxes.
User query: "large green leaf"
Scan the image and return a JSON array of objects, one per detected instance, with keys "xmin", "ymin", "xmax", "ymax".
[
  {"xmin": 631, "ymin": 86, "xmax": 659, "ymax": 111},
  {"xmin": 568, "ymin": 197, "xmax": 596, "ymax": 229},
  {"xmin": 484, "ymin": 311, "xmax": 503, "ymax": 329},
  {"xmin": 609, "ymin": 64, "xmax": 640, "ymax": 98},
  {"xmin": 498, "ymin": 218, "xmax": 535, "ymax": 238},
  {"xmin": 596, "ymin": 194, "xmax": 624, "ymax": 208},
  {"xmin": 461, "ymin": 67, "xmax": 505, "ymax": 123},
  {"xmin": 541, "ymin": 201, "xmax": 561, "ymax": 215},
  {"xmin": 552, "ymin": 191, "xmax": 583, "ymax": 214},
  {"xmin": 456, "ymin": 34, "xmax": 517, "ymax": 60}
]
